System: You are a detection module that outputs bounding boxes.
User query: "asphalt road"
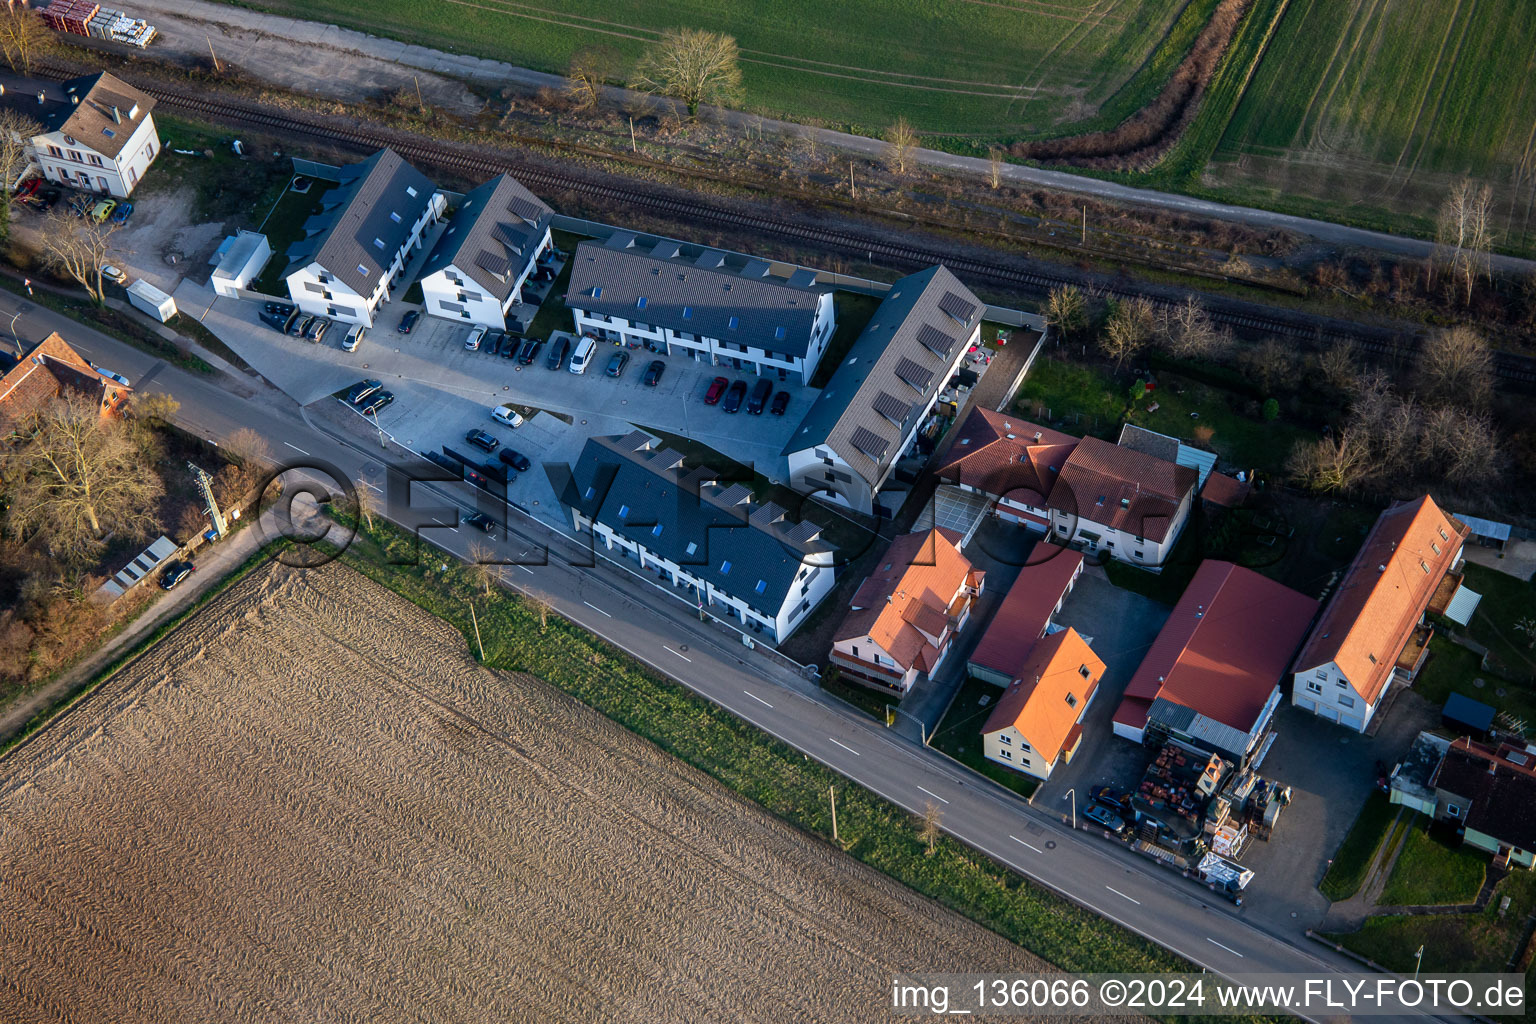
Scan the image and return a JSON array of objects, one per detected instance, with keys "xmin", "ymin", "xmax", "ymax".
[{"xmin": 1, "ymin": 290, "xmax": 1383, "ymax": 1001}]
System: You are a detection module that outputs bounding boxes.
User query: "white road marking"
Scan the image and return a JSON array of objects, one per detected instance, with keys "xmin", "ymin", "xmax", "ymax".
[
  {"xmin": 1010, "ymin": 835, "xmax": 1043, "ymax": 853},
  {"xmin": 664, "ymin": 646, "xmax": 691, "ymax": 662},
  {"xmin": 1105, "ymin": 886, "xmax": 1140, "ymax": 905},
  {"xmin": 364, "ymin": 481, "xmax": 383, "ymax": 493},
  {"xmin": 582, "ymin": 600, "xmax": 611, "ymax": 617},
  {"xmin": 828, "ymin": 738, "xmax": 860, "ymax": 756},
  {"xmin": 518, "ymin": 566, "xmax": 535, "ymax": 575},
  {"xmin": 916, "ymin": 785, "xmax": 949, "ymax": 804},
  {"xmin": 1207, "ymin": 937, "xmax": 1245, "ymax": 958},
  {"xmin": 283, "ymin": 441, "xmax": 310, "ymax": 455},
  {"xmin": 743, "ymin": 690, "xmax": 773, "ymax": 708}
]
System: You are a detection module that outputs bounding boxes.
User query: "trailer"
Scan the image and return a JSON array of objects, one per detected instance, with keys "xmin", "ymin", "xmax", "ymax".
[
  {"xmin": 126, "ymin": 279, "xmax": 176, "ymax": 322},
  {"xmin": 1197, "ymin": 853, "xmax": 1254, "ymax": 904}
]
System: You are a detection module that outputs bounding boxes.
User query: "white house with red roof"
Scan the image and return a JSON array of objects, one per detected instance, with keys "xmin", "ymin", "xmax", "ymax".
[{"xmin": 981, "ymin": 629, "xmax": 1104, "ymax": 780}]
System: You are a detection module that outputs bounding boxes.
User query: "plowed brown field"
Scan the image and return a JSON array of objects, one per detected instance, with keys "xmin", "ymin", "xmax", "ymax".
[{"xmin": 0, "ymin": 562, "xmax": 1060, "ymax": 1023}]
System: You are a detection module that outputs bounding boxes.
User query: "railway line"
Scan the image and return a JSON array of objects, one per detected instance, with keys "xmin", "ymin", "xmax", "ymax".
[{"xmin": 38, "ymin": 64, "xmax": 1536, "ymax": 388}]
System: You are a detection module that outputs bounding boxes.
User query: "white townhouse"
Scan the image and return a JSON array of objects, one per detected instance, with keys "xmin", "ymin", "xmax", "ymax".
[
  {"xmin": 0, "ymin": 71, "xmax": 159, "ymax": 197},
  {"xmin": 282, "ymin": 148, "xmax": 444, "ymax": 328},
  {"xmin": 565, "ymin": 432, "xmax": 837, "ymax": 642},
  {"xmin": 1046, "ymin": 436, "xmax": 1198, "ymax": 567},
  {"xmin": 566, "ymin": 234, "xmax": 835, "ymax": 384},
  {"xmin": 784, "ymin": 265, "xmax": 983, "ymax": 516},
  {"xmin": 418, "ymin": 172, "xmax": 553, "ymax": 331}
]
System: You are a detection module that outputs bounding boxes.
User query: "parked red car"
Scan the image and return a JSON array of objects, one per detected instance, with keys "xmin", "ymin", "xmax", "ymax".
[
  {"xmin": 11, "ymin": 178, "xmax": 40, "ymax": 203},
  {"xmin": 703, "ymin": 376, "xmax": 728, "ymax": 404}
]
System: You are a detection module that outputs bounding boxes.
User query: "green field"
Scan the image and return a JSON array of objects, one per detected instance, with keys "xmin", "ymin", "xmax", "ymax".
[
  {"xmin": 221, "ymin": 0, "xmax": 1192, "ymax": 137},
  {"xmin": 1205, "ymin": 0, "xmax": 1536, "ymax": 250}
]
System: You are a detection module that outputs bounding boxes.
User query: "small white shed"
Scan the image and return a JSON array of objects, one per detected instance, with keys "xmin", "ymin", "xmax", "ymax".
[
  {"xmin": 127, "ymin": 279, "xmax": 177, "ymax": 322},
  {"xmin": 211, "ymin": 230, "xmax": 271, "ymax": 298}
]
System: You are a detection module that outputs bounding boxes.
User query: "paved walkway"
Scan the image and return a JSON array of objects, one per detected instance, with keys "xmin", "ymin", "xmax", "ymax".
[{"xmin": 127, "ymin": 0, "xmax": 1536, "ymax": 275}]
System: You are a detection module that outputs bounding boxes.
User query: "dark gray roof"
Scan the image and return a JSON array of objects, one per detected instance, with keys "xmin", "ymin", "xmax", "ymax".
[
  {"xmin": 563, "ymin": 433, "xmax": 834, "ymax": 618},
  {"xmin": 283, "ymin": 148, "xmax": 436, "ymax": 298},
  {"xmin": 565, "ymin": 239, "xmax": 826, "ymax": 357},
  {"xmin": 420, "ymin": 173, "xmax": 552, "ymax": 301},
  {"xmin": 0, "ymin": 71, "xmax": 154, "ymax": 159},
  {"xmin": 783, "ymin": 266, "xmax": 983, "ymax": 487}
]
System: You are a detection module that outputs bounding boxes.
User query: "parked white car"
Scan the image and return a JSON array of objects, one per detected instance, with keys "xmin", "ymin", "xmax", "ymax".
[
  {"xmin": 464, "ymin": 325, "xmax": 487, "ymax": 351},
  {"xmin": 568, "ymin": 335, "xmax": 597, "ymax": 374},
  {"xmin": 491, "ymin": 403, "xmax": 525, "ymax": 428},
  {"xmin": 341, "ymin": 324, "xmax": 365, "ymax": 352},
  {"xmin": 100, "ymin": 264, "xmax": 129, "ymax": 286}
]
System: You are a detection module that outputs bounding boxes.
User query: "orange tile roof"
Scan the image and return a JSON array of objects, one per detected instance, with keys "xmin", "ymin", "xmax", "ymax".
[
  {"xmin": 1118, "ymin": 560, "xmax": 1317, "ymax": 734},
  {"xmin": 935, "ymin": 408, "xmax": 1078, "ymax": 504},
  {"xmin": 0, "ymin": 332, "xmax": 129, "ymax": 431},
  {"xmin": 1051, "ymin": 436, "xmax": 1197, "ymax": 542},
  {"xmin": 982, "ymin": 628, "xmax": 1103, "ymax": 764},
  {"xmin": 1294, "ymin": 496, "xmax": 1469, "ymax": 704},
  {"xmin": 835, "ymin": 528, "xmax": 975, "ymax": 673},
  {"xmin": 968, "ymin": 542, "xmax": 1084, "ymax": 680}
]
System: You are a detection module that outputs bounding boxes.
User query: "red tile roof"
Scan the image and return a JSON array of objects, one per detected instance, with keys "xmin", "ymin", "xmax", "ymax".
[
  {"xmin": 982, "ymin": 628, "xmax": 1103, "ymax": 765},
  {"xmin": 968, "ymin": 542, "xmax": 1084, "ymax": 680},
  {"xmin": 1118, "ymin": 560, "xmax": 1317, "ymax": 734},
  {"xmin": 1051, "ymin": 436, "xmax": 1197, "ymax": 542},
  {"xmin": 935, "ymin": 408, "xmax": 1078, "ymax": 505},
  {"xmin": 1200, "ymin": 471, "xmax": 1251, "ymax": 509},
  {"xmin": 0, "ymin": 332, "xmax": 129, "ymax": 431},
  {"xmin": 1294, "ymin": 496, "xmax": 1469, "ymax": 704},
  {"xmin": 835, "ymin": 528, "xmax": 976, "ymax": 674}
]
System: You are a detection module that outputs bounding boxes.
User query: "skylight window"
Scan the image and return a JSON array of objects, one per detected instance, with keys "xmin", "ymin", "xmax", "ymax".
[
  {"xmin": 373, "ymin": 238, "xmax": 385, "ymax": 250},
  {"xmin": 774, "ymin": 326, "xmax": 785, "ymax": 340},
  {"xmin": 356, "ymin": 264, "xmax": 369, "ymax": 276},
  {"xmin": 636, "ymin": 297, "xmax": 648, "ymax": 310},
  {"xmin": 593, "ymin": 286, "xmax": 603, "ymax": 299},
  {"xmin": 584, "ymin": 485, "xmax": 596, "ymax": 500},
  {"xmin": 754, "ymin": 580, "xmax": 767, "ymax": 594},
  {"xmin": 618, "ymin": 504, "xmax": 630, "ymax": 519},
  {"xmin": 652, "ymin": 524, "xmax": 664, "ymax": 537},
  {"xmin": 686, "ymin": 541, "xmax": 698, "ymax": 556},
  {"xmin": 390, "ymin": 211, "xmax": 402, "ymax": 223},
  {"xmin": 406, "ymin": 186, "xmax": 418, "ymax": 198},
  {"xmin": 682, "ymin": 306, "xmax": 692, "ymax": 319},
  {"xmin": 101, "ymin": 127, "xmax": 115, "ymax": 138},
  {"xmin": 720, "ymin": 560, "xmax": 732, "ymax": 574},
  {"xmin": 728, "ymin": 316, "xmax": 739, "ymax": 329}
]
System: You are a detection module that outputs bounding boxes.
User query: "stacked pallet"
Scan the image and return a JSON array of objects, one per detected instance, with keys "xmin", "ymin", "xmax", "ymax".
[
  {"xmin": 41, "ymin": 1, "xmax": 156, "ymax": 46},
  {"xmin": 40, "ymin": 0, "xmax": 100, "ymax": 35}
]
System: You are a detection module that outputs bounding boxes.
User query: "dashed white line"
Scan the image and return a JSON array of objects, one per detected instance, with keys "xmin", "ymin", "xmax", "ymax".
[
  {"xmin": 828, "ymin": 737, "xmax": 860, "ymax": 756},
  {"xmin": 363, "ymin": 481, "xmax": 383, "ymax": 493},
  {"xmin": 582, "ymin": 600, "xmax": 611, "ymax": 618},
  {"xmin": 283, "ymin": 441, "xmax": 310, "ymax": 455},
  {"xmin": 916, "ymin": 785, "xmax": 949, "ymax": 805},
  {"xmin": 1009, "ymin": 835, "xmax": 1043, "ymax": 853},
  {"xmin": 744, "ymin": 690, "xmax": 773, "ymax": 708},
  {"xmin": 518, "ymin": 565, "xmax": 535, "ymax": 575},
  {"xmin": 1105, "ymin": 886, "xmax": 1140, "ymax": 905},
  {"xmin": 664, "ymin": 646, "xmax": 691, "ymax": 663},
  {"xmin": 1206, "ymin": 937, "xmax": 1244, "ymax": 958}
]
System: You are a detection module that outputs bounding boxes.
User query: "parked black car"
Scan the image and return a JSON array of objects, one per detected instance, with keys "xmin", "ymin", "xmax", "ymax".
[
  {"xmin": 606, "ymin": 351, "xmax": 630, "ymax": 378},
  {"xmin": 465, "ymin": 428, "xmax": 500, "ymax": 453},
  {"xmin": 517, "ymin": 337, "xmax": 544, "ymax": 365},
  {"xmin": 481, "ymin": 460, "xmax": 511, "ymax": 485},
  {"xmin": 721, "ymin": 379, "xmax": 748, "ymax": 413},
  {"xmin": 643, "ymin": 359, "xmax": 665, "ymax": 386},
  {"xmin": 421, "ymin": 450, "xmax": 461, "ymax": 474},
  {"xmin": 546, "ymin": 335, "xmax": 570, "ymax": 370},
  {"xmin": 769, "ymin": 390, "xmax": 790, "ymax": 415},
  {"xmin": 1083, "ymin": 804, "xmax": 1126, "ymax": 834},
  {"xmin": 159, "ymin": 560, "xmax": 196, "ymax": 590},
  {"xmin": 746, "ymin": 378, "xmax": 773, "ymax": 414},
  {"xmin": 498, "ymin": 448, "xmax": 531, "ymax": 472},
  {"xmin": 345, "ymin": 379, "xmax": 382, "ymax": 404},
  {"xmin": 358, "ymin": 390, "xmax": 394, "ymax": 415},
  {"xmin": 288, "ymin": 314, "xmax": 314, "ymax": 337},
  {"xmin": 502, "ymin": 333, "xmax": 524, "ymax": 358},
  {"xmin": 465, "ymin": 512, "xmax": 496, "ymax": 534},
  {"xmin": 398, "ymin": 309, "xmax": 421, "ymax": 334}
]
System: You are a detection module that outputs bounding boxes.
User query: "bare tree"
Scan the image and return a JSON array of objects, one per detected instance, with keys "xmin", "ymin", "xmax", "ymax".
[
  {"xmin": 1043, "ymin": 284, "xmax": 1086, "ymax": 339},
  {"xmin": 566, "ymin": 44, "xmax": 622, "ymax": 112},
  {"xmin": 129, "ymin": 391, "xmax": 180, "ymax": 426},
  {"xmin": 1316, "ymin": 342, "xmax": 1358, "ymax": 397},
  {"xmin": 465, "ymin": 541, "xmax": 500, "ymax": 597},
  {"xmin": 0, "ymin": 6, "xmax": 50, "ymax": 76},
  {"xmin": 0, "ymin": 392, "xmax": 163, "ymax": 561},
  {"xmin": 885, "ymin": 117, "xmax": 919, "ymax": 176},
  {"xmin": 918, "ymin": 800, "xmax": 943, "ymax": 856},
  {"xmin": 631, "ymin": 28, "xmax": 742, "ymax": 120},
  {"xmin": 987, "ymin": 146, "xmax": 1005, "ymax": 190},
  {"xmin": 1101, "ymin": 297, "xmax": 1154, "ymax": 369},
  {"xmin": 353, "ymin": 475, "xmax": 375, "ymax": 531},
  {"xmin": 1416, "ymin": 325, "xmax": 1493, "ymax": 410},
  {"xmin": 221, "ymin": 426, "xmax": 273, "ymax": 471},
  {"xmin": 0, "ymin": 108, "xmax": 41, "ymax": 194},
  {"xmin": 1240, "ymin": 338, "xmax": 1295, "ymax": 394},
  {"xmin": 1157, "ymin": 296, "xmax": 1224, "ymax": 359},
  {"xmin": 525, "ymin": 594, "xmax": 552, "ymax": 629},
  {"xmin": 1435, "ymin": 179, "xmax": 1495, "ymax": 304},
  {"xmin": 39, "ymin": 211, "xmax": 119, "ymax": 305},
  {"xmin": 1288, "ymin": 429, "xmax": 1371, "ymax": 494}
]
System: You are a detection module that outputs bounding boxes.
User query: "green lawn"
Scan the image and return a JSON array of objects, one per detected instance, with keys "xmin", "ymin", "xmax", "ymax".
[
  {"xmin": 1128, "ymin": 372, "xmax": 1314, "ymax": 478},
  {"xmin": 931, "ymin": 675, "xmax": 1039, "ymax": 801},
  {"xmin": 524, "ymin": 229, "xmax": 589, "ymax": 342},
  {"xmin": 251, "ymin": 179, "xmax": 336, "ymax": 295},
  {"xmin": 808, "ymin": 291, "xmax": 881, "ymax": 389},
  {"xmin": 1014, "ymin": 356, "xmax": 1125, "ymax": 437},
  {"xmin": 1379, "ymin": 820, "xmax": 1487, "ymax": 907},
  {"xmin": 1460, "ymin": 564, "xmax": 1536, "ymax": 684},
  {"xmin": 1318, "ymin": 791, "xmax": 1399, "ymax": 902}
]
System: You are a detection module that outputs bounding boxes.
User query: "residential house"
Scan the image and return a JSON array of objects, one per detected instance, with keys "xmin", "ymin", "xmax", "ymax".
[
  {"xmin": 1113, "ymin": 560, "xmax": 1317, "ymax": 767},
  {"xmin": 829, "ymin": 527, "xmax": 984, "ymax": 695},
  {"xmin": 785, "ymin": 266, "xmax": 983, "ymax": 516},
  {"xmin": 563, "ymin": 432, "xmax": 836, "ymax": 641},
  {"xmin": 967, "ymin": 541, "xmax": 1085, "ymax": 686},
  {"xmin": 1430, "ymin": 737, "xmax": 1536, "ymax": 869},
  {"xmin": 282, "ymin": 148, "xmax": 445, "ymax": 327},
  {"xmin": 981, "ymin": 629, "xmax": 1104, "ymax": 781},
  {"xmin": 0, "ymin": 332, "xmax": 131, "ymax": 433},
  {"xmin": 0, "ymin": 71, "xmax": 159, "ymax": 197},
  {"xmin": 1050, "ymin": 436, "xmax": 1198, "ymax": 566},
  {"xmin": 418, "ymin": 173, "xmax": 553, "ymax": 330},
  {"xmin": 566, "ymin": 234, "xmax": 835, "ymax": 384},
  {"xmin": 934, "ymin": 409, "xmax": 1078, "ymax": 533},
  {"xmin": 1291, "ymin": 496, "xmax": 1472, "ymax": 733}
]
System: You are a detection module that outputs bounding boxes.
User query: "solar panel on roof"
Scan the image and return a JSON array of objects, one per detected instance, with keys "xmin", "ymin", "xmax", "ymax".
[
  {"xmin": 916, "ymin": 322, "xmax": 953, "ymax": 356},
  {"xmin": 849, "ymin": 426, "xmax": 890, "ymax": 461},
  {"xmin": 493, "ymin": 221, "xmax": 526, "ymax": 253},
  {"xmin": 937, "ymin": 291, "xmax": 977, "ymax": 323},
  {"xmin": 475, "ymin": 250, "xmax": 511, "ymax": 277},
  {"xmin": 871, "ymin": 390, "xmax": 912, "ymax": 424},
  {"xmin": 749, "ymin": 502, "xmax": 786, "ymax": 526},
  {"xmin": 506, "ymin": 195, "xmax": 542, "ymax": 222},
  {"xmin": 717, "ymin": 483, "xmax": 752, "ymax": 505},
  {"xmin": 894, "ymin": 357, "xmax": 932, "ymax": 391},
  {"xmin": 787, "ymin": 520, "xmax": 822, "ymax": 543}
]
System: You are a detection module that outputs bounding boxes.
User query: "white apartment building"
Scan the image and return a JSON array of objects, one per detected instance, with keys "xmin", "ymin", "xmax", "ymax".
[{"xmin": 418, "ymin": 173, "xmax": 553, "ymax": 330}]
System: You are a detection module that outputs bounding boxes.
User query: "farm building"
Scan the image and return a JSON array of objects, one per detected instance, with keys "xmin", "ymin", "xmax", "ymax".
[
  {"xmin": 418, "ymin": 172, "xmax": 553, "ymax": 331},
  {"xmin": 967, "ymin": 542, "xmax": 1085, "ymax": 687}
]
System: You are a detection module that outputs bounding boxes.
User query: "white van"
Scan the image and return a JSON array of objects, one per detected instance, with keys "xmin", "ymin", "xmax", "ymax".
[
  {"xmin": 568, "ymin": 336, "xmax": 598, "ymax": 375},
  {"xmin": 342, "ymin": 324, "xmax": 365, "ymax": 353}
]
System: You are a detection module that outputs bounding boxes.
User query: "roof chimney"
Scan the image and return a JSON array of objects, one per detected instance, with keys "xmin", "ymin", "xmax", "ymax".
[{"xmin": 110, "ymin": 106, "xmax": 122, "ymax": 124}]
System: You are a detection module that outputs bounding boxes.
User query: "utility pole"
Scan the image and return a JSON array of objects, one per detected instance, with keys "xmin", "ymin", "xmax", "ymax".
[
  {"xmin": 188, "ymin": 461, "xmax": 228, "ymax": 539},
  {"xmin": 469, "ymin": 602, "xmax": 486, "ymax": 661},
  {"xmin": 206, "ymin": 35, "xmax": 221, "ymax": 73},
  {"xmin": 849, "ymin": 160, "xmax": 855, "ymax": 199},
  {"xmin": 367, "ymin": 406, "xmax": 386, "ymax": 450},
  {"xmin": 413, "ymin": 75, "xmax": 425, "ymax": 115},
  {"xmin": 629, "ymin": 116, "xmax": 637, "ymax": 153},
  {"xmin": 1082, "ymin": 205, "xmax": 1087, "ymax": 246},
  {"xmin": 829, "ymin": 785, "xmax": 839, "ymax": 842}
]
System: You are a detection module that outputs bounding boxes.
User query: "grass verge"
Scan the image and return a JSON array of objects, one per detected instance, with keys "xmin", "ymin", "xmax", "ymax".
[
  {"xmin": 0, "ymin": 273, "xmax": 213, "ymax": 374},
  {"xmin": 931, "ymin": 674, "xmax": 1040, "ymax": 801},
  {"xmin": 1318, "ymin": 791, "xmax": 1397, "ymax": 902},
  {"xmin": 1379, "ymin": 820, "xmax": 1487, "ymax": 907}
]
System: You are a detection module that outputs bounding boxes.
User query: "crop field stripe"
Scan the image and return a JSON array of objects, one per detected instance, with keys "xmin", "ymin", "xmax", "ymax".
[
  {"xmin": 1375, "ymin": 0, "xmax": 1471, "ymax": 196},
  {"xmin": 1291, "ymin": 0, "xmax": 1368, "ymax": 152},
  {"xmin": 1392, "ymin": 0, "xmax": 1481, "ymax": 196}
]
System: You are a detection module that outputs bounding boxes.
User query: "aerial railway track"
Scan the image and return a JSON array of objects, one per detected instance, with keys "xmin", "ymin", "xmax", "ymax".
[{"xmin": 42, "ymin": 65, "xmax": 1536, "ymax": 388}]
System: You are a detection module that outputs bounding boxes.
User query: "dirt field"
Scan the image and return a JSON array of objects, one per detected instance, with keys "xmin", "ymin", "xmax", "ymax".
[{"xmin": 0, "ymin": 561, "xmax": 1058, "ymax": 1022}]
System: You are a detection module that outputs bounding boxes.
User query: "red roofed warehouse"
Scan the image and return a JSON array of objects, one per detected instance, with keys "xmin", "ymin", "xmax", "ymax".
[
  {"xmin": 1292, "ymin": 496, "xmax": 1470, "ymax": 733},
  {"xmin": 0, "ymin": 332, "xmax": 132, "ymax": 433},
  {"xmin": 968, "ymin": 542, "xmax": 1085, "ymax": 686},
  {"xmin": 830, "ymin": 528, "xmax": 984, "ymax": 696},
  {"xmin": 982, "ymin": 629, "xmax": 1104, "ymax": 780},
  {"xmin": 1114, "ymin": 560, "xmax": 1317, "ymax": 767}
]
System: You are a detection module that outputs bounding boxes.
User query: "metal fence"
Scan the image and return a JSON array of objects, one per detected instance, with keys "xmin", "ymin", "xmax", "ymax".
[{"xmin": 289, "ymin": 157, "xmax": 344, "ymax": 182}]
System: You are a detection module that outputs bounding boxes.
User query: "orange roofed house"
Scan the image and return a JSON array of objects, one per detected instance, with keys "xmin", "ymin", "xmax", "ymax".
[
  {"xmin": 830, "ymin": 528, "xmax": 984, "ymax": 696},
  {"xmin": 1292, "ymin": 496, "xmax": 1472, "ymax": 733},
  {"xmin": 981, "ymin": 629, "xmax": 1104, "ymax": 780},
  {"xmin": 0, "ymin": 332, "xmax": 131, "ymax": 433}
]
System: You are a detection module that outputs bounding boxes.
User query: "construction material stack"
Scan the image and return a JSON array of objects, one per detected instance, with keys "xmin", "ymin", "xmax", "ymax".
[
  {"xmin": 41, "ymin": 1, "xmax": 155, "ymax": 46},
  {"xmin": 40, "ymin": 0, "xmax": 100, "ymax": 36}
]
